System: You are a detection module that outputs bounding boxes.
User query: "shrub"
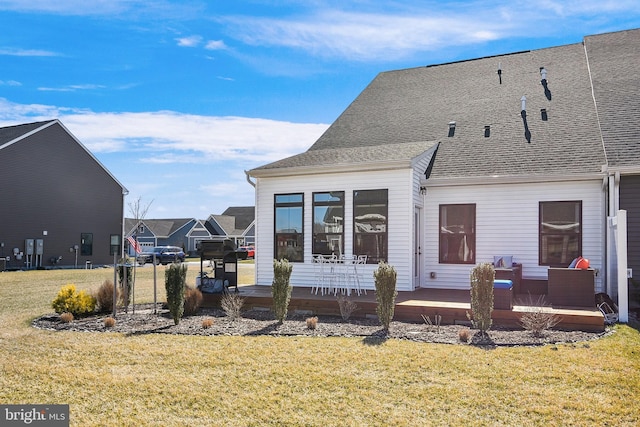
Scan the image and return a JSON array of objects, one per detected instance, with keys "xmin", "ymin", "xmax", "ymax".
[
  {"xmin": 271, "ymin": 259, "xmax": 293, "ymax": 324},
  {"xmin": 183, "ymin": 286, "xmax": 203, "ymax": 316},
  {"xmin": 221, "ymin": 292, "xmax": 245, "ymax": 320},
  {"xmin": 336, "ymin": 294, "xmax": 358, "ymax": 321},
  {"xmin": 117, "ymin": 262, "xmax": 133, "ymax": 311},
  {"xmin": 52, "ymin": 284, "xmax": 96, "ymax": 316},
  {"xmin": 202, "ymin": 318, "xmax": 214, "ymax": 329},
  {"xmin": 518, "ymin": 294, "xmax": 562, "ymax": 337},
  {"xmin": 306, "ymin": 316, "xmax": 318, "ymax": 330},
  {"xmin": 165, "ymin": 263, "xmax": 188, "ymax": 325},
  {"xmin": 60, "ymin": 312, "xmax": 74, "ymax": 323},
  {"xmin": 95, "ymin": 280, "xmax": 118, "ymax": 313},
  {"xmin": 468, "ymin": 263, "xmax": 494, "ymax": 335},
  {"xmin": 373, "ymin": 262, "xmax": 398, "ymax": 331},
  {"xmin": 458, "ymin": 328, "xmax": 471, "ymax": 343},
  {"xmin": 104, "ymin": 317, "xmax": 116, "ymax": 328}
]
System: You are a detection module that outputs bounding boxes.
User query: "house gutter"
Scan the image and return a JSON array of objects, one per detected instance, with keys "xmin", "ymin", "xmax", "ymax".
[
  {"xmin": 247, "ymin": 159, "xmax": 412, "ymax": 178},
  {"xmin": 244, "ymin": 170, "xmax": 256, "ymax": 187},
  {"xmin": 421, "ymin": 172, "xmax": 605, "ymax": 187}
]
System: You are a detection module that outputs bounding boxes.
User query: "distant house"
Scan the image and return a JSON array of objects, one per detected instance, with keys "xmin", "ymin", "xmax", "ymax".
[
  {"xmin": 125, "ymin": 218, "xmax": 203, "ymax": 255},
  {"xmin": 0, "ymin": 120, "xmax": 127, "ymax": 269},
  {"xmin": 125, "ymin": 206, "xmax": 255, "ymax": 256},
  {"xmin": 204, "ymin": 206, "xmax": 255, "ymax": 247},
  {"xmin": 248, "ymin": 28, "xmax": 639, "ymax": 297}
]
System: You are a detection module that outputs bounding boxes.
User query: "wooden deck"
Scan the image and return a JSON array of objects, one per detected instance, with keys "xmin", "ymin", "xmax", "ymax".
[{"xmin": 202, "ymin": 284, "xmax": 605, "ymax": 332}]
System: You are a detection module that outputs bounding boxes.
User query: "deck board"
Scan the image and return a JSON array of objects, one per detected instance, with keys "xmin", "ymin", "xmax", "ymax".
[{"xmin": 202, "ymin": 284, "xmax": 605, "ymax": 332}]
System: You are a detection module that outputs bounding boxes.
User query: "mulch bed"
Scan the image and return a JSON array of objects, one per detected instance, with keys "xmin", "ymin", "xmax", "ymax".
[{"xmin": 32, "ymin": 304, "xmax": 613, "ymax": 347}]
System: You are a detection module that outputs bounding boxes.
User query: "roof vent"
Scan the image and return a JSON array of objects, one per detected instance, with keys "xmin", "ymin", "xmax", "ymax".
[
  {"xmin": 541, "ymin": 108, "xmax": 548, "ymax": 121},
  {"xmin": 497, "ymin": 62, "xmax": 502, "ymax": 84},
  {"xmin": 520, "ymin": 96, "xmax": 531, "ymax": 143},
  {"xmin": 484, "ymin": 125, "xmax": 491, "ymax": 138},
  {"xmin": 448, "ymin": 121, "xmax": 456, "ymax": 137},
  {"xmin": 540, "ymin": 67, "xmax": 552, "ymax": 100}
]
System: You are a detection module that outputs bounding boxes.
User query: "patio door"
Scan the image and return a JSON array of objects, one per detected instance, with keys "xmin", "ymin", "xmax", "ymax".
[{"xmin": 413, "ymin": 206, "xmax": 423, "ymax": 289}]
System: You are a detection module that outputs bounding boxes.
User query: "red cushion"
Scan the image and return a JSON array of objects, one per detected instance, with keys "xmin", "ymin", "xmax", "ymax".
[{"xmin": 575, "ymin": 257, "xmax": 590, "ymax": 269}]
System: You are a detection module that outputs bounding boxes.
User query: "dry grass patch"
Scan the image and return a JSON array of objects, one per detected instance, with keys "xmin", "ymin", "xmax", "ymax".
[{"xmin": 0, "ymin": 267, "xmax": 639, "ymax": 426}]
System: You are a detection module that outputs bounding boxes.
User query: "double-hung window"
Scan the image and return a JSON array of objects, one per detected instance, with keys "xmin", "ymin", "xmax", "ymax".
[
  {"xmin": 274, "ymin": 193, "xmax": 304, "ymax": 262},
  {"xmin": 439, "ymin": 204, "xmax": 475, "ymax": 264},
  {"xmin": 539, "ymin": 201, "xmax": 582, "ymax": 266},
  {"xmin": 313, "ymin": 192, "xmax": 344, "ymax": 256},
  {"xmin": 353, "ymin": 189, "xmax": 388, "ymax": 264}
]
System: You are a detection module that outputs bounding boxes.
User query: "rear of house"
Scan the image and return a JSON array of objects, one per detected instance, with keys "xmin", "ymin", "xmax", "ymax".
[{"xmin": 248, "ymin": 29, "xmax": 637, "ymax": 304}]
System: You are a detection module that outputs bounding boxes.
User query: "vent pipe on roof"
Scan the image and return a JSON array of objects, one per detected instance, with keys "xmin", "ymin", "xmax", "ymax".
[
  {"xmin": 520, "ymin": 96, "xmax": 531, "ymax": 143},
  {"xmin": 497, "ymin": 62, "xmax": 502, "ymax": 84},
  {"xmin": 540, "ymin": 67, "xmax": 552, "ymax": 100}
]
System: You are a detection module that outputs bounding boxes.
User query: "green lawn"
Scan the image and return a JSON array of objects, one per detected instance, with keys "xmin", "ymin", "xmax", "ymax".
[{"xmin": 1, "ymin": 267, "xmax": 639, "ymax": 426}]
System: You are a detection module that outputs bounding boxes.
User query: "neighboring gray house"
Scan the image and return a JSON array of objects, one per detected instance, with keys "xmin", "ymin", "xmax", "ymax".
[
  {"xmin": 0, "ymin": 120, "xmax": 127, "ymax": 269},
  {"xmin": 125, "ymin": 218, "xmax": 202, "ymax": 255},
  {"xmin": 248, "ymin": 28, "xmax": 638, "ymax": 298},
  {"xmin": 204, "ymin": 206, "xmax": 255, "ymax": 247}
]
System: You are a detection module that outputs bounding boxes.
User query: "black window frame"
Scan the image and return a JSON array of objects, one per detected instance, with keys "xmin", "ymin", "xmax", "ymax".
[
  {"xmin": 80, "ymin": 233, "xmax": 93, "ymax": 256},
  {"xmin": 274, "ymin": 193, "xmax": 304, "ymax": 262},
  {"xmin": 539, "ymin": 200, "xmax": 582, "ymax": 267},
  {"xmin": 439, "ymin": 204, "xmax": 476, "ymax": 264},
  {"xmin": 312, "ymin": 191, "xmax": 345, "ymax": 256},
  {"xmin": 353, "ymin": 189, "xmax": 388, "ymax": 264}
]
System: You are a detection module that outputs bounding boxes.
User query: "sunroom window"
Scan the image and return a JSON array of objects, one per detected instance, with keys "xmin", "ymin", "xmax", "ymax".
[
  {"xmin": 313, "ymin": 192, "xmax": 344, "ymax": 256},
  {"xmin": 274, "ymin": 193, "xmax": 304, "ymax": 262},
  {"xmin": 353, "ymin": 189, "xmax": 388, "ymax": 264}
]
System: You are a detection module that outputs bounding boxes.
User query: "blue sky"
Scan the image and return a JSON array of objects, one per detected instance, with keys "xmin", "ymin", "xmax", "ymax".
[{"xmin": 1, "ymin": 1, "xmax": 639, "ymax": 219}]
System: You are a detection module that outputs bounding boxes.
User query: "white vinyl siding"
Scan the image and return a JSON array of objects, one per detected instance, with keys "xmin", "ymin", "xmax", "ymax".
[
  {"xmin": 423, "ymin": 179, "xmax": 605, "ymax": 291},
  {"xmin": 254, "ymin": 168, "xmax": 416, "ymax": 291}
]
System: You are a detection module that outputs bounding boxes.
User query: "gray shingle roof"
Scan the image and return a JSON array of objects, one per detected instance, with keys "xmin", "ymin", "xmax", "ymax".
[
  {"xmin": 251, "ymin": 31, "xmax": 640, "ymax": 179},
  {"xmin": 584, "ymin": 28, "xmax": 640, "ymax": 168},
  {"xmin": 253, "ymin": 140, "xmax": 437, "ymax": 173}
]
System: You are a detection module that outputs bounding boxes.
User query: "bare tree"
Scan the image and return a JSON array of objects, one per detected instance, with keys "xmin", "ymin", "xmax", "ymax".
[{"xmin": 126, "ymin": 196, "xmax": 153, "ymax": 314}]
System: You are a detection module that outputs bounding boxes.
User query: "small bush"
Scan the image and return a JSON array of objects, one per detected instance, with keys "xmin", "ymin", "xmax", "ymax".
[
  {"xmin": 336, "ymin": 294, "xmax": 358, "ymax": 321},
  {"xmin": 272, "ymin": 259, "xmax": 293, "ymax": 323},
  {"xmin": 117, "ymin": 262, "xmax": 133, "ymax": 310},
  {"xmin": 59, "ymin": 312, "xmax": 74, "ymax": 323},
  {"xmin": 458, "ymin": 328, "xmax": 471, "ymax": 343},
  {"xmin": 468, "ymin": 263, "xmax": 494, "ymax": 335},
  {"xmin": 374, "ymin": 262, "xmax": 398, "ymax": 331},
  {"xmin": 519, "ymin": 294, "xmax": 562, "ymax": 337},
  {"xmin": 221, "ymin": 292, "xmax": 245, "ymax": 320},
  {"xmin": 202, "ymin": 318, "xmax": 214, "ymax": 329},
  {"xmin": 52, "ymin": 284, "xmax": 96, "ymax": 316},
  {"xmin": 306, "ymin": 316, "xmax": 318, "ymax": 330},
  {"xmin": 165, "ymin": 263, "xmax": 188, "ymax": 325},
  {"xmin": 95, "ymin": 280, "xmax": 118, "ymax": 313},
  {"xmin": 104, "ymin": 317, "xmax": 116, "ymax": 328},
  {"xmin": 184, "ymin": 286, "xmax": 203, "ymax": 316}
]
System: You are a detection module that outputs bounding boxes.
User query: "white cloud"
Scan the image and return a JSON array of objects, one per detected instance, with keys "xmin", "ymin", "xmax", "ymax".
[
  {"xmin": 0, "ymin": 80, "xmax": 21, "ymax": 86},
  {"xmin": 0, "ymin": 98, "xmax": 328, "ymax": 163},
  {"xmin": 38, "ymin": 84, "xmax": 106, "ymax": 92},
  {"xmin": 219, "ymin": 1, "xmax": 640, "ymax": 61},
  {"xmin": 176, "ymin": 35, "xmax": 203, "ymax": 47},
  {"xmin": 0, "ymin": 48, "xmax": 59, "ymax": 57},
  {"xmin": 205, "ymin": 40, "xmax": 227, "ymax": 50}
]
